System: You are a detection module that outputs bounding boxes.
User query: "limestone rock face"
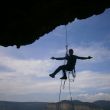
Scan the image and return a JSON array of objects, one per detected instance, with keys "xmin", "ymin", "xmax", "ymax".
[{"xmin": 0, "ymin": 1, "xmax": 110, "ymax": 48}]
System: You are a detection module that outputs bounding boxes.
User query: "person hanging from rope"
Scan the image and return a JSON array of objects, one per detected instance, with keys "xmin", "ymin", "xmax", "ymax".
[{"xmin": 49, "ymin": 49, "xmax": 92, "ymax": 79}]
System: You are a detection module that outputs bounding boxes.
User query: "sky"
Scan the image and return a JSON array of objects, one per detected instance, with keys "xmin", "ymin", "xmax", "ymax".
[{"xmin": 0, "ymin": 8, "xmax": 110, "ymax": 102}]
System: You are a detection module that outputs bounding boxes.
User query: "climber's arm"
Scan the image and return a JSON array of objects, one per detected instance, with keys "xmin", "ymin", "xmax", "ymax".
[
  {"xmin": 51, "ymin": 56, "xmax": 67, "ymax": 60},
  {"xmin": 76, "ymin": 56, "xmax": 93, "ymax": 60}
]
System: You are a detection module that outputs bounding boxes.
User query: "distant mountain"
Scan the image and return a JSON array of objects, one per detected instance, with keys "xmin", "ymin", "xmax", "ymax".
[
  {"xmin": 94, "ymin": 100, "xmax": 110, "ymax": 110},
  {"xmin": 0, "ymin": 101, "xmax": 47, "ymax": 110},
  {"xmin": 0, "ymin": 100, "xmax": 109, "ymax": 110}
]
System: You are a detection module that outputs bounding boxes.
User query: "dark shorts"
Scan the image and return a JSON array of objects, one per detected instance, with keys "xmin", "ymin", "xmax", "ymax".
[{"xmin": 62, "ymin": 65, "xmax": 74, "ymax": 71}]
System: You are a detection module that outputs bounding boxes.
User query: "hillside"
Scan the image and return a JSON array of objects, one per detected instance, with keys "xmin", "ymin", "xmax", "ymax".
[{"xmin": 0, "ymin": 100, "xmax": 109, "ymax": 110}]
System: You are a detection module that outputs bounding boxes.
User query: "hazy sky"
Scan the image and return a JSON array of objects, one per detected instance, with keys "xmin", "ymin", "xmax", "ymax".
[{"xmin": 0, "ymin": 8, "xmax": 110, "ymax": 102}]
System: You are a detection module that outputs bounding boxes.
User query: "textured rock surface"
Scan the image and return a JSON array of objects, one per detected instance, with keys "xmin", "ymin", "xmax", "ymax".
[{"xmin": 0, "ymin": 0, "xmax": 110, "ymax": 48}]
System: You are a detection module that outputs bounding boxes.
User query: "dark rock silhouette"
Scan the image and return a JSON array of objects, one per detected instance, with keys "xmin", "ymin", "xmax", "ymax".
[{"xmin": 0, "ymin": 1, "xmax": 110, "ymax": 48}]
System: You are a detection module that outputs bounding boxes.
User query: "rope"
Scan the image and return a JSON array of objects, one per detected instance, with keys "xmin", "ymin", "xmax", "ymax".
[
  {"xmin": 58, "ymin": 80, "xmax": 63, "ymax": 110},
  {"xmin": 64, "ymin": 25, "xmax": 68, "ymax": 66},
  {"xmin": 59, "ymin": 80, "xmax": 63, "ymax": 102},
  {"xmin": 58, "ymin": 71, "xmax": 76, "ymax": 100},
  {"xmin": 58, "ymin": 25, "xmax": 76, "ymax": 110},
  {"xmin": 65, "ymin": 25, "xmax": 68, "ymax": 55},
  {"xmin": 65, "ymin": 25, "xmax": 68, "ymax": 48},
  {"xmin": 68, "ymin": 72, "xmax": 73, "ymax": 101}
]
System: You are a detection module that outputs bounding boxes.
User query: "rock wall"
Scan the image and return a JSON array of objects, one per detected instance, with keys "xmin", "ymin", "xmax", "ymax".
[{"xmin": 0, "ymin": 1, "xmax": 110, "ymax": 48}]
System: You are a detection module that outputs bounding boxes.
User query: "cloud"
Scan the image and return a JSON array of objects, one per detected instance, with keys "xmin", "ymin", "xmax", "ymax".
[
  {"xmin": 74, "ymin": 92, "xmax": 110, "ymax": 102},
  {"xmin": 0, "ymin": 53, "xmax": 57, "ymax": 95},
  {"xmin": 75, "ymin": 43, "xmax": 110, "ymax": 62},
  {"xmin": 73, "ymin": 71, "xmax": 110, "ymax": 90},
  {"xmin": 57, "ymin": 70, "xmax": 110, "ymax": 102},
  {"xmin": 0, "ymin": 51, "xmax": 110, "ymax": 94},
  {"xmin": 0, "ymin": 53, "xmax": 54, "ymax": 77},
  {"xmin": 55, "ymin": 41, "xmax": 110, "ymax": 63},
  {"xmin": 1, "ymin": 70, "xmax": 110, "ymax": 95},
  {"xmin": 0, "ymin": 42, "xmax": 110, "ymax": 102},
  {"xmin": 51, "ymin": 70, "xmax": 110, "ymax": 94}
]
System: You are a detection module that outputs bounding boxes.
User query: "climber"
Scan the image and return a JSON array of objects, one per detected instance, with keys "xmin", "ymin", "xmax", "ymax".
[{"xmin": 49, "ymin": 49, "xmax": 92, "ymax": 79}]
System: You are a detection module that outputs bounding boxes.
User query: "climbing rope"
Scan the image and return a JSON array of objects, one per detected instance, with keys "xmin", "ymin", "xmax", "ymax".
[
  {"xmin": 65, "ymin": 25, "xmax": 68, "ymax": 55},
  {"xmin": 59, "ymin": 71, "xmax": 76, "ymax": 101},
  {"xmin": 58, "ymin": 25, "xmax": 76, "ymax": 110},
  {"xmin": 68, "ymin": 71, "xmax": 76, "ymax": 101},
  {"xmin": 59, "ymin": 79, "xmax": 63, "ymax": 102},
  {"xmin": 58, "ymin": 71, "xmax": 76, "ymax": 110}
]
